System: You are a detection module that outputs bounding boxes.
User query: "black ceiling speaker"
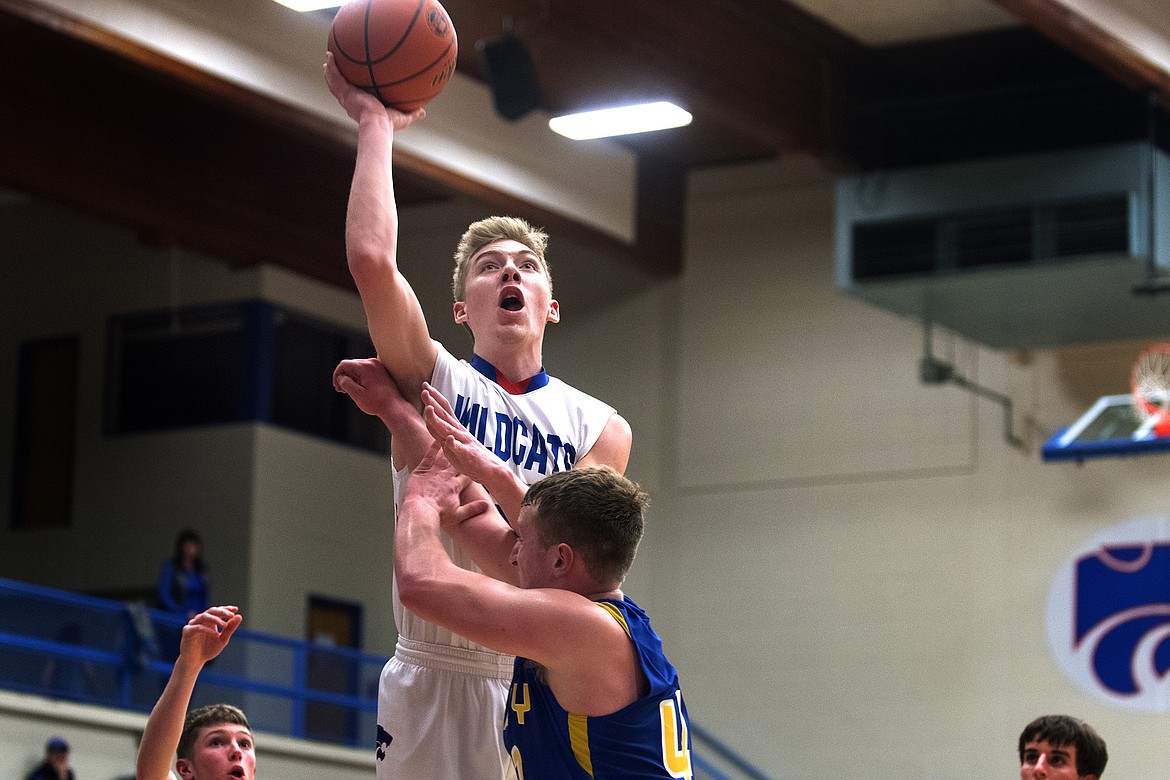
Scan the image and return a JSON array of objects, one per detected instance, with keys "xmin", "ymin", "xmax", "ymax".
[{"xmin": 477, "ymin": 33, "xmax": 544, "ymax": 121}]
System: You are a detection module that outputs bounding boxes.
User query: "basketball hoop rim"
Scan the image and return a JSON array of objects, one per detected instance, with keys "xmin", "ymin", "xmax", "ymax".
[{"xmin": 1131, "ymin": 343, "xmax": 1170, "ymax": 424}]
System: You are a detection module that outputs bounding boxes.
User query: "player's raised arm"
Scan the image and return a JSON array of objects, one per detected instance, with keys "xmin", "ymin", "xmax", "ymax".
[
  {"xmin": 395, "ymin": 444, "xmax": 622, "ymax": 667},
  {"xmin": 135, "ymin": 607, "xmax": 242, "ymax": 780},
  {"xmin": 420, "ymin": 382, "xmax": 528, "ymax": 521},
  {"xmin": 335, "ymin": 361, "xmax": 519, "ymax": 584},
  {"xmin": 324, "ymin": 53, "xmax": 436, "ymax": 402},
  {"xmin": 420, "ymin": 382, "xmax": 632, "ymax": 524}
]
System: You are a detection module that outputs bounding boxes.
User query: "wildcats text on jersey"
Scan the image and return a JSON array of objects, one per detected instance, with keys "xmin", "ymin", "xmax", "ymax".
[{"xmin": 452, "ymin": 394, "xmax": 578, "ymax": 474}]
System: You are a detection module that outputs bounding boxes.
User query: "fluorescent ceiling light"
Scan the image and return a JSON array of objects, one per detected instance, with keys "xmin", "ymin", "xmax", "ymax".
[
  {"xmin": 549, "ymin": 102, "xmax": 692, "ymax": 140},
  {"xmin": 271, "ymin": 0, "xmax": 342, "ymax": 11}
]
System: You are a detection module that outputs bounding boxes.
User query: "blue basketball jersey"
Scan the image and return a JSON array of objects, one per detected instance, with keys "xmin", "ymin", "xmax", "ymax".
[{"xmin": 502, "ymin": 597, "xmax": 693, "ymax": 779}]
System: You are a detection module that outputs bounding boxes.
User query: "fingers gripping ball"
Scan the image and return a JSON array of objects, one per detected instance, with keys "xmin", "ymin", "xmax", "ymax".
[{"xmin": 328, "ymin": 0, "xmax": 457, "ymax": 111}]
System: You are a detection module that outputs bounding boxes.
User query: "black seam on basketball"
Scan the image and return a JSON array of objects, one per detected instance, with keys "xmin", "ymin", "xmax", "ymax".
[
  {"xmin": 371, "ymin": 41, "xmax": 454, "ymax": 89},
  {"xmin": 361, "ymin": 1, "xmax": 383, "ymax": 103},
  {"xmin": 366, "ymin": 0, "xmax": 425, "ymax": 65},
  {"xmin": 330, "ymin": 29, "xmax": 367, "ymax": 65}
]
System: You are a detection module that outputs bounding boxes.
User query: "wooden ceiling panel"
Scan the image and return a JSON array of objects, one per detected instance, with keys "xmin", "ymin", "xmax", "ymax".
[
  {"xmin": 3, "ymin": 0, "xmax": 1169, "ymax": 290},
  {"xmin": 0, "ymin": 0, "xmax": 461, "ymax": 289},
  {"xmin": 443, "ymin": 0, "xmax": 857, "ymax": 165},
  {"xmin": 992, "ymin": 0, "xmax": 1170, "ymax": 100}
]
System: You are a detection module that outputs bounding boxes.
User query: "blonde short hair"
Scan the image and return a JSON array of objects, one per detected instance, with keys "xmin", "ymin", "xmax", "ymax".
[{"xmin": 451, "ymin": 216, "xmax": 551, "ymax": 301}]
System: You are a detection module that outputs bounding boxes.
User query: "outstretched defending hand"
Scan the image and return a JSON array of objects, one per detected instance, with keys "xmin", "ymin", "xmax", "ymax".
[
  {"xmin": 324, "ymin": 52, "xmax": 424, "ymax": 130},
  {"xmin": 421, "ymin": 382, "xmax": 507, "ymax": 487},
  {"xmin": 334, "ymin": 357, "xmax": 418, "ymax": 419},
  {"xmin": 179, "ymin": 606, "xmax": 242, "ymax": 667},
  {"xmin": 404, "ymin": 440, "xmax": 472, "ymax": 524}
]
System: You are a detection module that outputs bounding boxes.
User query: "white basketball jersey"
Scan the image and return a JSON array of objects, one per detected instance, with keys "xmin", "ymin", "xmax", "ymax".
[{"xmin": 391, "ymin": 341, "xmax": 616, "ymax": 649}]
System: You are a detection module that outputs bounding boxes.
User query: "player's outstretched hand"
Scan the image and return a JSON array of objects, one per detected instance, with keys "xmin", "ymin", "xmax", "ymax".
[
  {"xmin": 324, "ymin": 51, "xmax": 424, "ymax": 130},
  {"xmin": 334, "ymin": 357, "xmax": 418, "ymax": 422},
  {"xmin": 179, "ymin": 606, "xmax": 242, "ymax": 667},
  {"xmin": 420, "ymin": 382, "xmax": 506, "ymax": 486},
  {"xmin": 407, "ymin": 440, "xmax": 473, "ymax": 521}
]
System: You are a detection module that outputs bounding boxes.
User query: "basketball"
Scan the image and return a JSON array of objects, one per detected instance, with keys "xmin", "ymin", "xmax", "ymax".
[{"xmin": 328, "ymin": 0, "xmax": 458, "ymax": 111}]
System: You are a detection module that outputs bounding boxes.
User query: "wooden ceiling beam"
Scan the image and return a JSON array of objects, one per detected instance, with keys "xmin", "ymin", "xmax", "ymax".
[
  {"xmin": 443, "ymin": 0, "xmax": 861, "ymax": 158},
  {"xmin": 991, "ymin": 0, "xmax": 1170, "ymax": 102},
  {"xmin": 0, "ymin": 0, "xmax": 663, "ymax": 290}
]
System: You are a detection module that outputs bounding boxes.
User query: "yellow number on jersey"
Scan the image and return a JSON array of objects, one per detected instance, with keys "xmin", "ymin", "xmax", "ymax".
[
  {"xmin": 660, "ymin": 691, "xmax": 692, "ymax": 779},
  {"xmin": 510, "ymin": 746, "xmax": 524, "ymax": 780},
  {"xmin": 510, "ymin": 683, "xmax": 531, "ymax": 725}
]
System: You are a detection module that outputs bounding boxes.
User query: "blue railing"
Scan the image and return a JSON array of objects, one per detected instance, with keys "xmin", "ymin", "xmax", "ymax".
[
  {"xmin": 0, "ymin": 576, "xmax": 381, "ymax": 747},
  {"xmin": 0, "ymin": 576, "xmax": 772, "ymax": 777}
]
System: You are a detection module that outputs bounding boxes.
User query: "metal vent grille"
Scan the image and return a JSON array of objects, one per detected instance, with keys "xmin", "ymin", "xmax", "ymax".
[
  {"xmin": 1052, "ymin": 198, "xmax": 1130, "ymax": 257},
  {"xmin": 852, "ymin": 195, "xmax": 1129, "ymax": 280}
]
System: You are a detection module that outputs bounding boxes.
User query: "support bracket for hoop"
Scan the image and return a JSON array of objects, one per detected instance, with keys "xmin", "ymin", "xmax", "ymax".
[{"xmin": 919, "ymin": 320, "xmax": 1026, "ymax": 451}]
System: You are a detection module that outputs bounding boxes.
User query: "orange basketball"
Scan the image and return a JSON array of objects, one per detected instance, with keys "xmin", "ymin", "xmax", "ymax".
[{"xmin": 327, "ymin": 0, "xmax": 457, "ymax": 111}]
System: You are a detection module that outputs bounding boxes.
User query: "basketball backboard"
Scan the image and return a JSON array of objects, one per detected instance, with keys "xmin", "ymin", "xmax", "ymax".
[{"xmin": 1042, "ymin": 394, "xmax": 1170, "ymax": 462}]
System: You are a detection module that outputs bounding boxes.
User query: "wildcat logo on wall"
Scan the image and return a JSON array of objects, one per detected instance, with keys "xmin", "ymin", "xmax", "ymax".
[{"xmin": 1046, "ymin": 513, "xmax": 1170, "ymax": 711}]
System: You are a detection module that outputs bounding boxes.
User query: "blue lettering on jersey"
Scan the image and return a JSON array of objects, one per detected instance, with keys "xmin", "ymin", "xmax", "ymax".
[
  {"xmin": 546, "ymin": 434, "xmax": 574, "ymax": 472},
  {"xmin": 453, "ymin": 395, "xmax": 577, "ymax": 474},
  {"xmin": 513, "ymin": 417, "xmax": 528, "ymax": 465},
  {"xmin": 466, "ymin": 402, "xmax": 488, "ymax": 442},
  {"xmin": 524, "ymin": 425, "xmax": 549, "ymax": 472},
  {"xmin": 492, "ymin": 412, "xmax": 513, "ymax": 461}
]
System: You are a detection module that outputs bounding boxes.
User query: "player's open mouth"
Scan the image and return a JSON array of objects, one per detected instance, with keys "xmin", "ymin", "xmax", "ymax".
[
  {"xmin": 500, "ymin": 295, "xmax": 523, "ymax": 311},
  {"xmin": 229, "ymin": 767, "xmax": 246, "ymax": 778}
]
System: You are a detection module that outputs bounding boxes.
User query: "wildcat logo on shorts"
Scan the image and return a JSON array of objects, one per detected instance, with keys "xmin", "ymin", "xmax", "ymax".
[
  {"xmin": 375, "ymin": 724, "xmax": 393, "ymax": 760},
  {"xmin": 1046, "ymin": 513, "xmax": 1170, "ymax": 711}
]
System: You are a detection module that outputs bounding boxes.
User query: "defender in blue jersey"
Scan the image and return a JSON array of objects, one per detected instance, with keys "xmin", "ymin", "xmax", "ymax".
[
  {"xmin": 505, "ymin": 596, "xmax": 690, "ymax": 779},
  {"xmin": 392, "ymin": 425, "xmax": 692, "ymax": 780}
]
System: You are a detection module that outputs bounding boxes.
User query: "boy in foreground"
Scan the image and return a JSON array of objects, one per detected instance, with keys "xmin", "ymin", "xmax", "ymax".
[
  {"xmin": 135, "ymin": 606, "xmax": 254, "ymax": 780},
  {"xmin": 1018, "ymin": 714, "xmax": 1107, "ymax": 780}
]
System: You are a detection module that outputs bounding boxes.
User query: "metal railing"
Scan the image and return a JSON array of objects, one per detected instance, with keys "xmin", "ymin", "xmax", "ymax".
[
  {"xmin": 691, "ymin": 721, "xmax": 774, "ymax": 780},
  {"xmin": 0, "ymin": 577, "xmax": 380, "ymax": 746},
  {"xmin": 0, "ymin": 576, "xmax": 772, "ymax": 777}
]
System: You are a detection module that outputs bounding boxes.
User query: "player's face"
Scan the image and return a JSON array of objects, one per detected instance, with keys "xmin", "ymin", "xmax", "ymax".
[
  {"xmin": 454, "ymin": 240, "xmax": 558, "ymax": 344},
  {"xmin": 509, "ymin": 506, "xmax": 556, "ymax": 589},
  {"xmin": 177, "ymin": 724, "xmax": 256, "ymax": 780},
  {"xmin": 1020, "ymin": 740, "xmax": 1088, "ymax": 780}
]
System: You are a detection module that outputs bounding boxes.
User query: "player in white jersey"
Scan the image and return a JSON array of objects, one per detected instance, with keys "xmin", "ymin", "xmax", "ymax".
[{"xmin": 325, "ymin": 53, "xmax": 632, "ymax": 779}]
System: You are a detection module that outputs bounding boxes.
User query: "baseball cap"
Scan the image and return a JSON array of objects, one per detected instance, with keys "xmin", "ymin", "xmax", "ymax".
[{"xmin": 46, "ymin": 737, "xmax": 69, "ymax": 753}]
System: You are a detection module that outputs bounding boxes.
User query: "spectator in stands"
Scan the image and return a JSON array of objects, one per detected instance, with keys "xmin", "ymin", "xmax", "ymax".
[
  {"xmin": 156, "ymin": 530, "xmax": 211, "ymax": 662},
  {"xmin": 25, "ymin": 736, "xmax": 75, "ymax": 780},
  {"xmin": 157, "ymin": 530, "xmax": 210, "ymax": 621},
  {"xmin": 136, "ymin": 605, "xmax": 253, "ymax": 780}
]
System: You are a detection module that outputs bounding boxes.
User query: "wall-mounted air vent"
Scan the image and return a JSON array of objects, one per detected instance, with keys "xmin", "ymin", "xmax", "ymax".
[
  {"xmin": 851, "ymin": 196, "xmax": 1130, "ymax": 281},
  {"xmin": 835, "ymin": 142, "xmax": 1170, "ymax": 349}
]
